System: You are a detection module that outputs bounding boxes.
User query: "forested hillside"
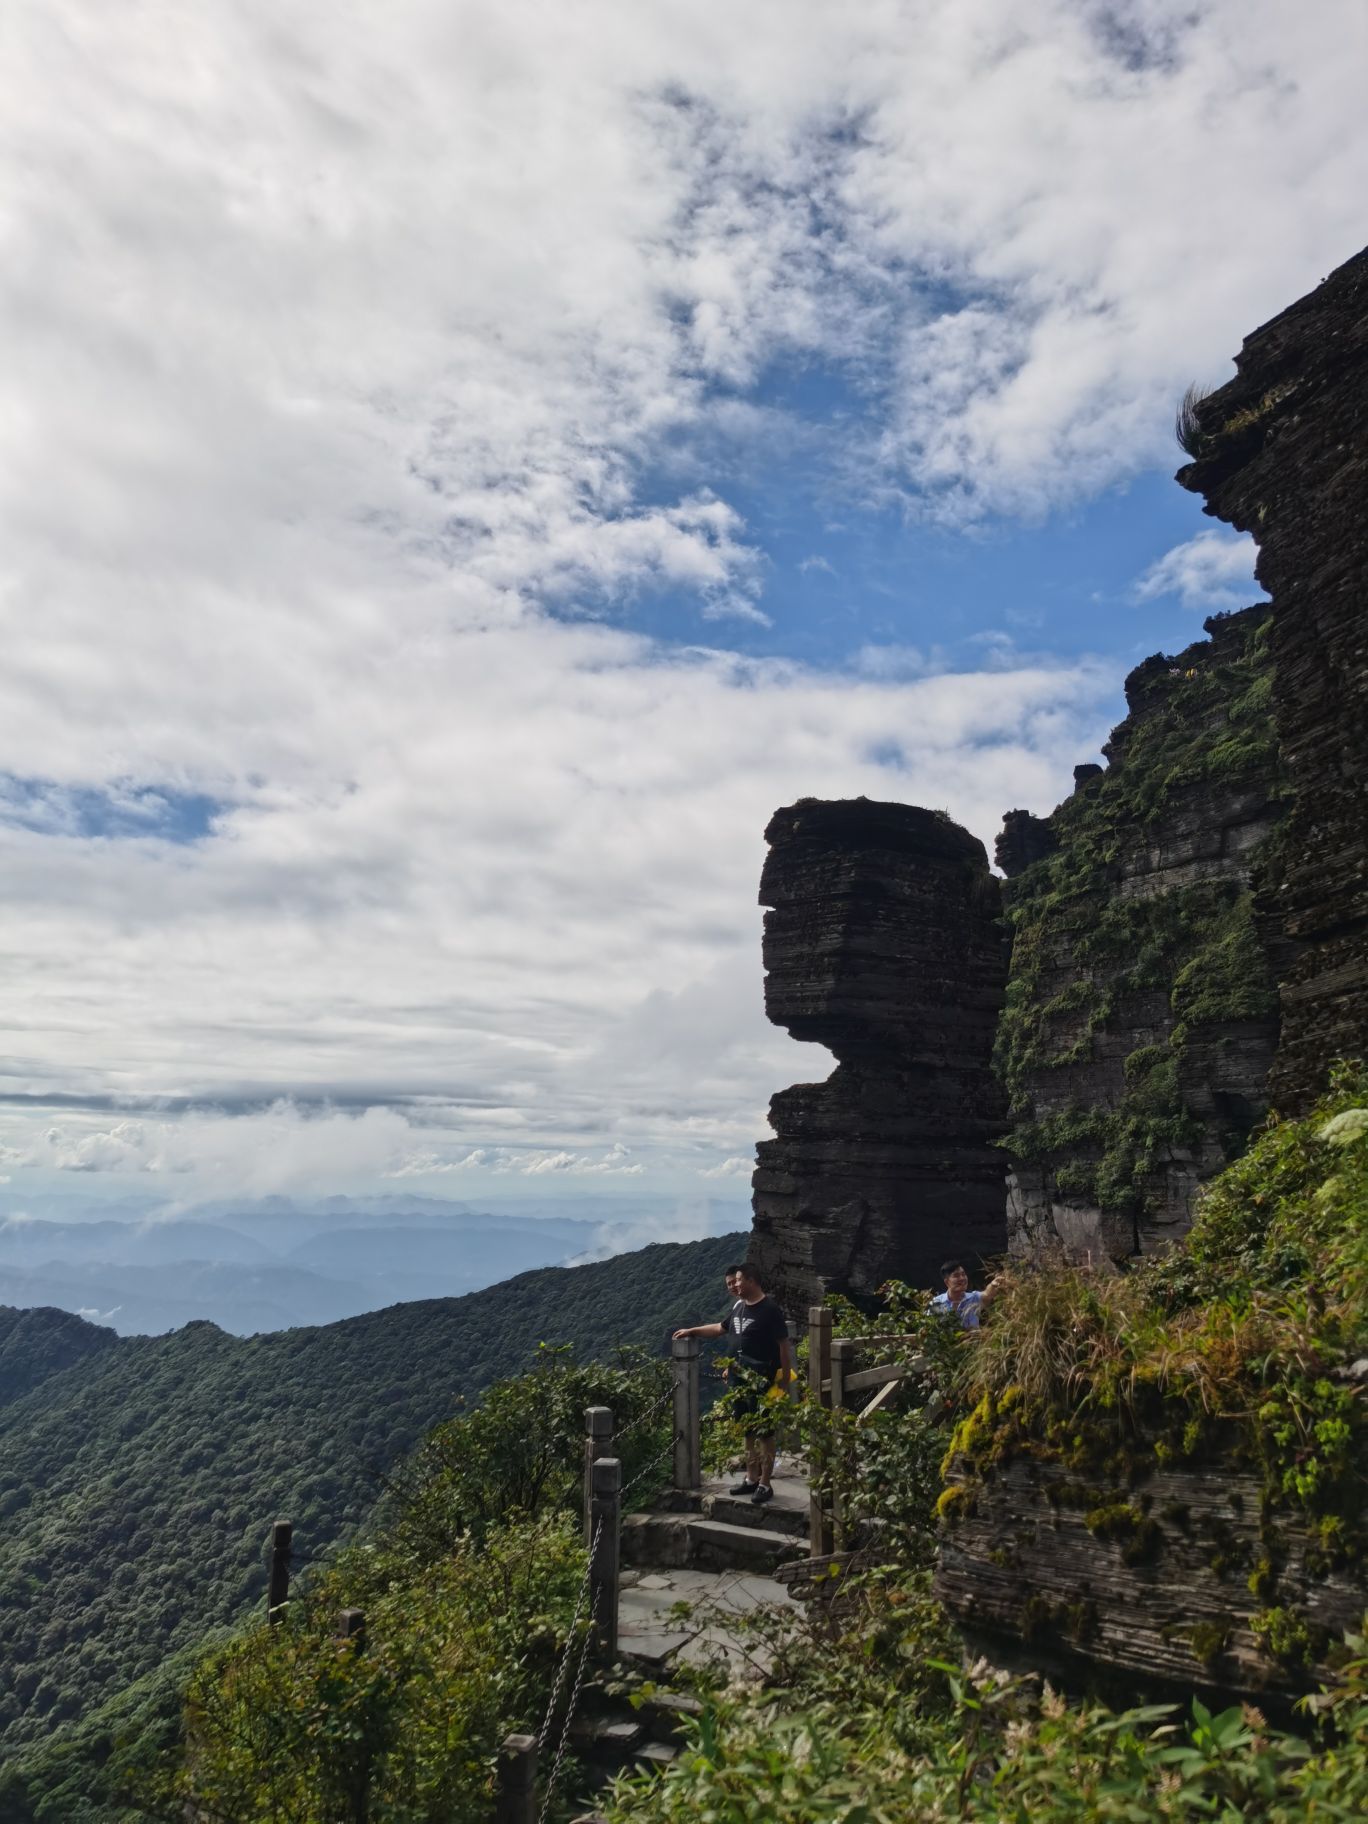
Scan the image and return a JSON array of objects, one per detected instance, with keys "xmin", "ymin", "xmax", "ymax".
[
  {"xmin": 0, "ymin": 1232, "xmax": 741, "ymax": 1797},
  {"xmin": 0, "ymin": 1306, "xmax": 117, "ymax": 1409}
]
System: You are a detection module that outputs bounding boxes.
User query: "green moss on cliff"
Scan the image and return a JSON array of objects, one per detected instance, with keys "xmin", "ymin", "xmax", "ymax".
[
  {"xmin": 946, "ymin": 1069, "xmax": 1368, "ymax": 1670},
  {"xmin": 995, "ymin": 607, "xmax": 1283, "ymax": 1215}
]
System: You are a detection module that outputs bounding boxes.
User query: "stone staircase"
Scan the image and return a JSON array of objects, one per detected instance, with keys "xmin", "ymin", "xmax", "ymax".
[
  {"xmin": 566, "ymin": 1465, "xmax": 810, "ymax": 1811},
  {"xmin": 621, "ymin": 1468, "xmax": 807, "ymax": 1576}
]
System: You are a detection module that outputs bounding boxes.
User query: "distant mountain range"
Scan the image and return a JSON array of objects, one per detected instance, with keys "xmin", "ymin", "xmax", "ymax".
[
  {"xmin": 0, "ymin": 1230, "xmax": 744, "ymax": 1812},
  {"xmin": 0, "ymin": 1192, "xmax": 748, "ymax": 1334}
]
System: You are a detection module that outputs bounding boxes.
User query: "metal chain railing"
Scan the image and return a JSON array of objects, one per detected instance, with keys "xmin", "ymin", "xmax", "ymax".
[
  {"xmin": 537, "ymin": 1516, "xmax": 601, "ymax": 1751},
  {"xmin": 537, "ymin": 1593, "xmax": 597, "ymax": 1824},
  {"xmin": 621, "ymin": 1431, "xmax": 675, "ymax": 1498},
  {"xmin": 615, "ymin": 1383, "xmax": 673, "ymax": 1442},
  {"xmin": 534, "ymin": 1511, "xmax": 605, "ymax": 1822}
]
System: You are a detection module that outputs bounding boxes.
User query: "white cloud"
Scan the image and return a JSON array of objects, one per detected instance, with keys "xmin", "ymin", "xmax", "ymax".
[
  {"xmin": 1135, "ymin": 529, "xmax": 1265, "ymax": 612},
  {"xmin": 699, "ymin": 1157, "xmax": 754, "ymax": 1179},
  {"xmin": 14, "ymin": 1105, "xmax": 418, "ymax": 1198},
  {"xmin": 394, "ymin": 1143, "xmax": 645, "ymax": 1178},
  {"xmin": 0, "ymin": 2, "xmax": 1359, "ymax": 1196}
]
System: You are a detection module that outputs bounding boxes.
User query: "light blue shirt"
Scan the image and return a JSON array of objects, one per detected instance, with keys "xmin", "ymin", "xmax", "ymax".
[{"xmin": 929, "ymin": 1289, "xmax": 985, "ymax": 1329}]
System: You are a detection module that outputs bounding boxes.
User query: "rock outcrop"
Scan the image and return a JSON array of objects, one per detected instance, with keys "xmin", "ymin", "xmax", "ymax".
[
  {"xmin": 748, "ymin": 800, "xmax": 1007, "ymax": 1313},
  {"xmin": 996, "ymin": 605, "xmax": 1287, "ymax": 1263},
  {"xmin": 937, "ymin": 1454, "xmax": 1362, "ymax": 1710},
  {"xmin": 995, "ymin": 809, "xmax": 1057, "ymax": 879},
  {"xmin": 1177, "ymin": 246, "xmax": 1368, "ymax": 1113}
]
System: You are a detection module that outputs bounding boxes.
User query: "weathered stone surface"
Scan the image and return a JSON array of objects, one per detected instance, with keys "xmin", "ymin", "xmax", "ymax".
[
  {"xmin": 997, "ymin": 605, "xmax": 1287, "ymax": 1263},
  {"xmin": 1178, "ymin": 246, "xmax": 1368, "ymax": 1113},
  {"xmin": 936, "ymin": 1456, "xmax": 1361, "ymax": 1707},
  {"xmin": 748, "ymin": 799, "xmax": 1008, "ymax": 1312},
  {"xmin": 995, "ymin": 809, "xmax": 1057, "ymax": 879}
]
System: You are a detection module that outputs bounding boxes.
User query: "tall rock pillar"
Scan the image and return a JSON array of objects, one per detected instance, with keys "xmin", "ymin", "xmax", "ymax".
[
  {"xmin": 748, "ymin": 798, "xmax": 1008, "ymax": 1313},
  {"xmin": 1178, "ymin": 247, "xmax": 1368, "ymax": 1112}
]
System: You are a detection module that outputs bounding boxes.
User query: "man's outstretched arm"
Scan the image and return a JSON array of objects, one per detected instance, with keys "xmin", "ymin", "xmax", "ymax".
[{"xmin": 672, "ymin": 1321, "xmax": 726, "ymax": 1340}]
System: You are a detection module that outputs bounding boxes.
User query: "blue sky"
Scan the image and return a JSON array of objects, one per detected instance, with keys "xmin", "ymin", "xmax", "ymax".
[{"xmin": 0, "ymin": 0, "xmax": 1358, "ymax": 1218}]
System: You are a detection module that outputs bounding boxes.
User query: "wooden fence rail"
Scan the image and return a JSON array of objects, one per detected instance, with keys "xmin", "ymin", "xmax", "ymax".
[{"xmin": 806, "ymin": 1307, "xmax": 930, "ymax": 1555}]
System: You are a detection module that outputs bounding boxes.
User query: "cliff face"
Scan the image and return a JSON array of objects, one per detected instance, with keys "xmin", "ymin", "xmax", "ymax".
[
  {"xmin": 1177, "ymin": 247, "xmax": 1368, "ymax": 1113},
  {"xmin": 997, "ymin": 606, "xmax": 1286, "ymax": 1263},
  {"xmin": 748, "ymin": 799, "xmax": 1007, "ymax": 1313}
]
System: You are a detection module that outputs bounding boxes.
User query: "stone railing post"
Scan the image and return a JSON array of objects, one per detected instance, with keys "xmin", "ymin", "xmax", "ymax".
[
  {"xmin": 670, "ymin": 1334, "xmax": 701, "ymax": 1492},
  {"xmin": 808, "ymin": 1306, "xmax": 833, "ymax": 1556},
  {"xmin": 583, "ymin": 1406, "xmax": 613, "ymax": 1545},
  {"xmin": 589, "ymin": 1457, "xmax": 621, "ymax": 1657},
  {"xmin": 495, "ymin": 1733, "xmax": 538, "ymax": 1824},
  {"xmin": 267, "ymin": 1519, "xmax": 292, "ymax": 1625}
]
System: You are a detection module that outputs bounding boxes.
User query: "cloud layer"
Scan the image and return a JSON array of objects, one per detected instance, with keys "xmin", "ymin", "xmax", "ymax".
[{"xmin": 2, "ymin": 2, "xmax": 1363, "ymax": 1198}]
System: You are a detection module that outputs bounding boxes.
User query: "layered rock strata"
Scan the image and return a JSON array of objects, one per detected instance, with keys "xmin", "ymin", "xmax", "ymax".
[
  {"xmin": 748, "ymin": 800, "xmax": 1007, "ymax": 1313},
  {"xmin": 1178, "ymin": 246, "xmax": 1368, "ymax": 1113},
  {"xmin": 997, "ymin": 605, "xmax": 1287, "ymax": 1263},
  {"xmin": 936, "ymin": 1455, "xmax": 1361, "ymax": 1709}
]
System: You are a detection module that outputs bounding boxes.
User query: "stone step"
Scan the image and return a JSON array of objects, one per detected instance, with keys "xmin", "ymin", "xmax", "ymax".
[
  {"xmin": 638, "ymin": 1688, "xmax": 703, "ymax": 1745},
  {"xmin": 621, "ymin": 1509, "xmax": 804, "ymax": 1573},
  {"xmin": 700, "ymin": 1489, "xmax": 808, "ymax": 1538},
  {"xmin": 635, "ymin": 1740, "xmax": 679, "ymax": 1767},
  {"xmin": 681, "ymin": 1516, "xmax": 805, "ymax": 1573}
]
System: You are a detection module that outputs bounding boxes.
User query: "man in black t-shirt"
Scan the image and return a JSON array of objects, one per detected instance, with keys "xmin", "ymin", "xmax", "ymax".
[
  {"xmin": 673, "ymin": 1262, "xmax": 793, "ymax": 1505},
  {"xmin": 700, "ymin": 1262, "xmax": 793, "ymax": 1505}
]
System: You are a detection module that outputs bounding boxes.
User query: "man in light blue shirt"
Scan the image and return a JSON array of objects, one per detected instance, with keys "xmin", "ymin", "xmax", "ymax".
[{"xmin": 929, "ymin": 1259, "xmax": 1000, "ymax": 1330}]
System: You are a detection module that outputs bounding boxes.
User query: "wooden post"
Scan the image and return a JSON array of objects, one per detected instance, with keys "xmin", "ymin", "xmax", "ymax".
[
  {"xmin": 584, "ymin": 1406, "xmax": 613, "ymax": 1544},
  {"xmin": 808, "ymin": 1306, "xmax": 833, "ymax": 1557},
  {"xmin": 830, "ymin": 1337, "xmax": 854, "ymax": 1413},
  {"xmin": 267, "ymin": 1520, "xmax": 292, "ymax": 1625},
  {"xmin": 495, "ymin": 1733, "xmax": 538, "ymax": 1824},
  {"xmin": 333, "ymin": 1611, "xmax": 368, "ymax": 1824},
  {"xmin": 670, "ymin": 1334, "xmax": 701, "ymax": 1492},
  {"xmin": 589, "ymin": 1457, "xmax": 621, "ymax": 1658},
  {"xmin": 830, "ymin": 1339, "xmax": 856, "ymax": 1547}
]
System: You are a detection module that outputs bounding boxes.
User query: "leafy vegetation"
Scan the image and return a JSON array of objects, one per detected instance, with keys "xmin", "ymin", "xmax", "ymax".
[
  {"xmin": 0, "ymin": 1305, "xmax": 117, "ymax": 1409},
  {"xmin": 0, "ymin": 1232, "xmax": 741, "ymax": 1819},
  {"xmin": 144, "ymin": 1342, "xmax": 688, "ymax": 1822},
  {"xmin": 606, "ymin": 1634, "xmax": 1368, "ymax": 1823},
  {"xmin": 947, "ymin": 1066, "xmax": 1367, "ymax": 1635}
]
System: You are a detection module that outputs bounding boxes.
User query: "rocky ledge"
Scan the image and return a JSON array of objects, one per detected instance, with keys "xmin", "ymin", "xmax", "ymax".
[{"xmin": 1178, "ymin": 245, "xmax": 1368, "ymax": 1114}]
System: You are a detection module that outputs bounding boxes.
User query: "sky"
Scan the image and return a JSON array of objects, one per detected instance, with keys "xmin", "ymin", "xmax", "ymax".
[{"xmin": 1, "ymin": 0, "xmax": 1365, "ymax": 1220}]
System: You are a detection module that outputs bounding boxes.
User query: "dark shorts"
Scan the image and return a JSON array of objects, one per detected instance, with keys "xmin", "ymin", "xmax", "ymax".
[{"xmin": 732, "ymin": 1361, "xmax": 778, "ymax": 1436}]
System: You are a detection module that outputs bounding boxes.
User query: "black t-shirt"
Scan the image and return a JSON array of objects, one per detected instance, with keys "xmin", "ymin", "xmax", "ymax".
[
  {"xmin": 717, "ymin": 1298, "xmax": 744, "ymax": 1335},
  {"xmin": 733, "ymin": 1295, "xmax": 788, "ymax": 1375}
]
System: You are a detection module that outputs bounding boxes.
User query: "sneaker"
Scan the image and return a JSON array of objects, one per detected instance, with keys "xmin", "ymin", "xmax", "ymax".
[
  {"xmin": 728, "ymin": 1479, "xmax": 758, "ymax": 1497},
  {"xmin": 750, "ymin": 1484, "xmax": 774, "ymax": 1506}
]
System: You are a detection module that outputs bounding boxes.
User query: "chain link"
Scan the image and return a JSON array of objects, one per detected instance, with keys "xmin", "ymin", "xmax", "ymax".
[
  {"xmin": 537, "ymin": 1592, "xmax": 597, "ymax": 1824},
  {"xmin": 615, "ymin": 1384, "xmax": 674, "ymax": 1442},
  {"xmin": 621, "ymin": 1432, "xmax": 675, "ymax": 1497},
  {"xmin": 537, "ymin": 1517, "xmax": 601, "ymax": 1751}
]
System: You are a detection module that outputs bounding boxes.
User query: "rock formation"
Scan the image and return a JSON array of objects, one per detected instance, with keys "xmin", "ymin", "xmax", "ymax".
[
  {"xmin": 995, "ymin": 809, "xmax": 1056, "ymax": 879},
  {"xmin": 937, "ymin": 1453, "xmax": 1362, "ymax": 1710},
  {"xmin": 996, "ymin": 605, "xmax": 1287, "ymax": 1263},
  {"xmin": 748, "ymin": 799, "xmax": 1007, "ymax": 1313},
  {"xmin": 1177, "ymin": 246, "xmax": 1368, "ymax": 1113}
]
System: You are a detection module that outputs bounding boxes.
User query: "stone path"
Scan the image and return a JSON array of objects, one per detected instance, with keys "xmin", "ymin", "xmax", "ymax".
[
  {"xmin": 567, "ymin": 1464, "xmax": 812, "ymax": 1816},
  {"xmin": 615, "ymin": 1465, "xmax": 808, "ymax": 1677}
]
